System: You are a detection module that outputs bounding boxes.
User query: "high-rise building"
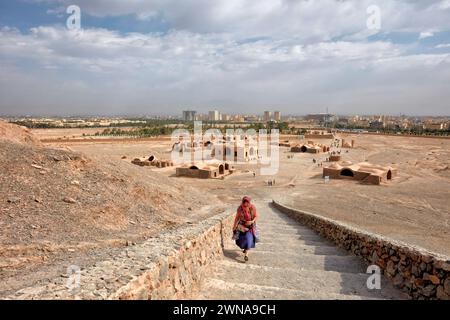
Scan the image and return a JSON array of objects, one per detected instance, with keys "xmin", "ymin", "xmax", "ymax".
[
  {"xmin": 208, "ymin": 110, "xmax": 220, "ymax": 121},
  {"xmin": 274, "ymin": 111, "xmax": 281, "ymax": 121},
  {"xmin": 263, "ymin": 111, "xmax": 272, "ymax": 122},
  {"xmin": 182, "ymin": 110, "xmax": 197, "ymax": 121}
]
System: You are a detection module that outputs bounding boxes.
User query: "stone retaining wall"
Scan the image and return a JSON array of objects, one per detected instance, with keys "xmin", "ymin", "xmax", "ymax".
[
  {"xmin": 8, "ymin": 212, "xmax": 235, "ymax": 300},
  {"xmin": 272, "ymin": 200, "xmax": 450, "ymax": 300}
]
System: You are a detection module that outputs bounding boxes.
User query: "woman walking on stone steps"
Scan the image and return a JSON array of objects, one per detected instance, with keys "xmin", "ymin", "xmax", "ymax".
[{"xmin": 232, "ymin": 196, "xmax": 258, "ymax": 262}]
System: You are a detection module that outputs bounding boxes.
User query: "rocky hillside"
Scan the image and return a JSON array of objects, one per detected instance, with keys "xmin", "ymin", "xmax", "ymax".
[
  {"xmin": 0, "ymin": 121, "xmax": 218, "ymax": 295},
  {"xmin": 0, "ymin": 121, "xmax": 42, "ymax": 146}
]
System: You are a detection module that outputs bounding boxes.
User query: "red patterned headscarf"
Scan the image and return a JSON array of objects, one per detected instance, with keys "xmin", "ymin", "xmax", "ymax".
[{"xmin": 239, "ymin": 196, "xmax": 254, "ymax": 221}]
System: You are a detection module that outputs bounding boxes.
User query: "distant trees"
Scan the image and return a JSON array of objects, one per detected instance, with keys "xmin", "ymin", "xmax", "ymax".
[
  {"xmin": 329, "ymin": 123, "xmax": 449, "ymax": 137},
  {"xmin": 11, "ymin": 121, "xmax": 59, "ymax": 128},
  {"xmin": 95, "ymin": 125, "xmax": 175, "ymax": 137}
]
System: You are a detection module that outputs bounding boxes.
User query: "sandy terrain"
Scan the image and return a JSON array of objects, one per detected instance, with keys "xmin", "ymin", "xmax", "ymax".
[
  {"xmin": 2, "ymin": 126, "xmax": 449, "ymax": 297},
  {"xmin": 43, "ymin": 130, "xmax": 450, "ymax": 257},
  {"xmin": 0, "ymin": 123, "xmax": 226, "ymax": 296}
]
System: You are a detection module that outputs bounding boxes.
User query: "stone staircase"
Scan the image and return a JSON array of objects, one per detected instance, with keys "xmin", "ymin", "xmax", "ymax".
[{"xmin": 192, "ymin": 201, "xmax": 406, "ymax": 300}]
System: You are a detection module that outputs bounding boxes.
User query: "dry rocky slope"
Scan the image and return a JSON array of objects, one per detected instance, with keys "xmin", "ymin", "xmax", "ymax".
[
  {"xmin": 0, "ymin": 121, "xmax": 217, "ymax": 296},
  {"xmin": 192, "ymin": 200, "xmax": 406, "ymax": 300}
]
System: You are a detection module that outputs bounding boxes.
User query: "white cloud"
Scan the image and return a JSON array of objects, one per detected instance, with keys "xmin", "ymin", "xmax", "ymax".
[
  {"xmin": 2, "ymin": 1, "xmax": 450, "ymax": 115},
  {"xmin": 419, "ymin": 31, "xmax": 434, "ymax": 39},
  {"xmin": 437, "ymin": 0, "xmax": 450, "ymax": 10},
  {"xmin": 30, "ymin": 0, "xmax": 450, "ymax": 40},
  {"xmin": 0, "ymin": 26, "xmax": 405, "ymax": 73},
  {"xmin": 1, "ymin": 25, "xmax": 449, "ymax": 116},
  {"xmin": 436, "ymin": 43, "xmax": 450, "ymax": 48}
]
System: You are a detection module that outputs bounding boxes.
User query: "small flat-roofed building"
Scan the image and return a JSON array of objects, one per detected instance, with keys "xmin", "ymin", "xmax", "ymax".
[
  {"xmin": 341, "ymin": 138, "xmax": 355, "ymax": 148},
  {"xmin": 329, "ymin": 155, "xmax": 341, "ymax": 162},
  {"xmin": 131, "ymin": 155, "xmax": 174, "ymax": 168},
  {"xmin": 290, "ymin": 143, "xmax": 327, "ymax": 154},
  {"xmin": 176, "ymin": 161, "xmax": 233, "ymax": 179},
  {"xmin": 323, "ymin": 161, "xmax": 397, "ymax": 185}
]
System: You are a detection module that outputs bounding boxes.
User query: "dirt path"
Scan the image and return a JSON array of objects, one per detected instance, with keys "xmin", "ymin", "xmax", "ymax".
[{"xmin": 191, "ymin": 200, "xmax": 406, "ymax": 300}]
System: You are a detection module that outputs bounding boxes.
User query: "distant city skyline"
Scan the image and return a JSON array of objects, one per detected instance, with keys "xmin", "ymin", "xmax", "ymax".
[
  {"xmin": 2, "ymin": 110, "xmax": 449, "ymax": 119},
  {"xmin": 1, "ymin": 1, "xmax": 450, "ymax": 116}
]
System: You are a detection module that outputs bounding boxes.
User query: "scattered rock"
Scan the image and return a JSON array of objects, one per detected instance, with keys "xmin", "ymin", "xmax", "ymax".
[
  {"xmin": 158, "ymin": 262, "xmax": 169, "ymax": 282},
  {"xmin": 415, "ymin": 278, "xmax": 425, "ymax": 288},
  {"xmin": 386, "ymin": 260, "xmax": 397, "ymax": 276},
  {"xmin": 31, "ymin": 164, "xmax": 44, "ymax": 170},
  {"xmin": 411, "ymin": 263, "xmax": 420, "ymax": 276},
  {"xmin": 31, "ymin": 225, "xmax": 38, "ymax": 229},
  {"xmin": 70, "ymin": 180, "xmax": 80, "ymax": 186},
  {"xmin": 7, "ymin": 197, "xmax": 21, "ymax": 204},
  {"xmin": 436, "ymin": 285, "xmax": 450, "ymax": 300},
  {"xmin": 34, "ymin": 197, "xmax": 42, "ymax": 203},
  {"xmin": 63, "ymin": 197, "xmax": 77, "ymax": 204},
  {"xmin": 421, "ymin": 284, "xmax": 436, "ymax": 297},
  {"xmin": 371, "ymin": 251, "xmax": 379, "ymax": 263},
  {"xmin": 444, "ymin": 278, "xmax": 450, "ymax": 295},
  {"xmin": 436, "ymin": 261, "xmax": 450, "ymax": 272},
  {"xmin": 423, "ymin": 273, "xmax": 440, "ymax": 285},
  {"xmin": 419, "ymin": 262, "xmax": 427, "ymax": 272}
]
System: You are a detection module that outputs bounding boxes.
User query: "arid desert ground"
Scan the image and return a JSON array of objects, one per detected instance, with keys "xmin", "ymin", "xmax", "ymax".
[
  {"xmin": 1, "ymin": 125, "xmax": 449, "ymax": 296},
  {"xmin": 42, "ymin": 129, "xmax": 450, "ymax": 254}
]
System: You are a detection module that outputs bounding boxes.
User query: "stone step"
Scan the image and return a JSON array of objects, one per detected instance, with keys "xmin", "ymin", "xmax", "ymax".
[
  {"xmin": 222, "ymin": 248, "xmax": 364, "ymax": 273},
  {"xmin": 191, "ymin": 202, "xmax": 405, "ymax": 300},
  {"xmin": 256, "ymin": 229, "xmax": 320, "ymax": 237},
  {"xmin": 256, "ymin": 226, "xmax": 320, "ymax": 236},
  {"xmin": 193, "ymin": 278, "xmax": 376, "ymax": 300},
  {"xmin": 209, "ymin": 260, "xmax": 403, "ymax": 299},
  {"xmin": 227, "ymin": 238, "xmax": 349, "ymax": 256},
  {"xmin": 256, "ymin": 220, "xmax": 313, "ymax": 231},
  {"xmin": 255, "ymin": 229, "xmax": 320, "ymax": 237},
  {"xmin": 258, "ymin": 236, "xmax": 331, "ymax": 246},
  {"xmin": 254, "ymin": 238, "xmax": 340, "ymax": 249},
  {"xmin": 255, "ymin": 233, "xmax": 322, "ymax": 242}
]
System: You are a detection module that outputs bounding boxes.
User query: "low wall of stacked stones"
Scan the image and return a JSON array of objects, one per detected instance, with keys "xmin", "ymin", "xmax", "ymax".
[
  {"xmin": 272, "ymin": 200, "xmax": 450, "ymax": 300},
  {"xmin": 8, "ymin": 212, "xmax": 235, "ymax": 300}
]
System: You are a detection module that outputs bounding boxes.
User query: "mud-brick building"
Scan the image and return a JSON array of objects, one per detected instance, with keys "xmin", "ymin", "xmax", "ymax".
[
  {"xmin": 290, "ymin": 142, "xmax": 329, "ymax": 154},
  {"xmin": 323, "ymin": 161, "xmax": 397, "ymax": 185},
  {"xmin": 176, "ymin": 161, "xmax": 233, "ymax": 179}
]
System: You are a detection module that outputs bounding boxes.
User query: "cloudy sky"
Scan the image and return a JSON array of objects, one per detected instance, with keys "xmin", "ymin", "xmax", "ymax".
[{"xmin": 0, "ymin": 0, "xmax": 450, "ymax": 116}]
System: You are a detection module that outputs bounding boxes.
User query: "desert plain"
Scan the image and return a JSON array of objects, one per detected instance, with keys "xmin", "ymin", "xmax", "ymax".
[{"xmin": 1, "ymin": 125, "xmax": 449, "ymax": 296}]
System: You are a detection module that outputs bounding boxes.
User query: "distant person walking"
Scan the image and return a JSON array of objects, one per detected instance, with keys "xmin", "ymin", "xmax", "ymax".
[{"xmin": 232, "ymin": 196, "xmax": 258, "ymax": 262}]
